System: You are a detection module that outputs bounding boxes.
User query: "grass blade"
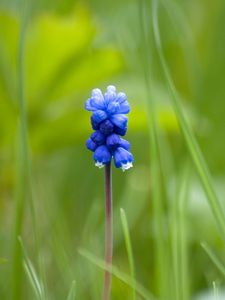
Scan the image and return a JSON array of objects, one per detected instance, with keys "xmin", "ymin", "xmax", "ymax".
[
  {"xmin": 138, "ymin": 0, "xmax": 169, "ymax": 297},
  {"xmin": 159, "ymin": 0, "xmax": 199, "ymax": 93},
  {"xmin": 201, "ymin": 242, "xmax": 225, "ymax": 278},
  {"xmin": 213, "ymin": 281, "xmax": 219, "ymax": 300},
  {"xmin": 66, "ymin": 280, "xmax": 76, "ymax": 300},
  {"xmin": 170, "ymin": 165, "xmax": 190, "ymax": 300},
  {"xmin": 120, "ymin": 208, "xmax": 136, "ymax": 300},
  {"xmin": 151, "ymin": 0, "xmax": 225, "ymax": 239},
  {"xmin": 78, "ymin": 248, "xmax": 156, "ymax": 300},
  {"xmin": 18, "ymin": 237, "xmax": 45, "ymax": 300},
  {"xmin": 12, "ymin": 1, "xmax": 29, "ymax": 299},
  {"xmin": 12, "ymin": 1, "xmax": 47, "ymax": 298}
]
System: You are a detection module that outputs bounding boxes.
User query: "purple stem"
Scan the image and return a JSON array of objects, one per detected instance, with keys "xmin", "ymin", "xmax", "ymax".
[{"xmin": 102, "ymin": 162, "xmax": 113, "ymax": 300}]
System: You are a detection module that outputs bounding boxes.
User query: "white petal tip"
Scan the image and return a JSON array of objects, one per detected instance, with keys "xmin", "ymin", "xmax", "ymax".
[
  {"xmin": 92, "ymin": 88, "xmax": 102, "ymax": 97},
  {"xmin": 95, "ymin": 161, "xmax": 105, "ymax": 169},
  {"xmin": 107, "ymin": 85, "xmax": 116, "ymax": 92},
  {"xmin": 121, "ymin": 162, "xmax": 133, "ymax": 172}
]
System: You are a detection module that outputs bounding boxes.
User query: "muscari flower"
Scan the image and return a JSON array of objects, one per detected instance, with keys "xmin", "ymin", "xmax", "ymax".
[
  {"xmin": 86, "ymin": 86, "xmax": 129, "ymax": 134},
  {"xmin": 85, "ymin": 85, "xmax": 133, "ymax": 171}
]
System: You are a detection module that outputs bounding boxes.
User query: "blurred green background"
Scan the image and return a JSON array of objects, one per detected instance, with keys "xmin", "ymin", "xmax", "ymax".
[{"xmin": 1, "ymin": 0, "xmax": 225, "ymax": 299}]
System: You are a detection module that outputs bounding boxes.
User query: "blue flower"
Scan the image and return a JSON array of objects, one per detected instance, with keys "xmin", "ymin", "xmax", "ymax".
[
  {"xmin": 85, "ymin": 85, "xmax": 133, "ymax": 171},
  {"xmin": 114, "ymin": 125, "xmax": 127, "ymax": 136},
  {"xmin": 85, "ymin": 86, "xmax": 130, "ymax": 132},
  {"xmin": 93, "ymin": 145, "xmax": 111, "ymax": 168},
  {"xmin": 99, "ymin": 120, "xmax": 114, "ymax": 135},
  {"xmin": 113, "ymin": 147, "xmax": 133, "ymax": 171},
  {"xmin": 90, "ymin": 130, "xmax": 105, "ymax": 145},
  {"xmin": 86, "ymin": 138, "xmax": 98, "ymax": 152},
  {"xmin": 106, "ymin": 134, "xmax": 130, "ymax": 151}
]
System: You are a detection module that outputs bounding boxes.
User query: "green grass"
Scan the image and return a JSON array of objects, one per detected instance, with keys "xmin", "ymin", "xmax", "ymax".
[
  {"xmin": 138, "ymin": 0, "xmax": 169, "ymax": 297},
  {"xmin": 13, "ymin": 1, "xmax": 46, "ymax": 299},
  {"xmin": 120, "ymin": 208, "xmax": 136, "ymax": 300},
  {"xmin": 170, "ymin": 166, "xmax": 190, "ymax": 300},
  {"xmin": 78, "ymin": 248, "xmax": 155, "ymax": 300},
  {"xmin": 12, "ymin": 1, "xmax": 29, "ymax": 298},
  {"xmin": 152, "ymin": 0, "xmax": 225, "ymax": 240},
  {"xmin": 66, "ymin": 280, "xmax": 76, "ymax": 300},
  {"xmin": 19, "ymin": 237, "xmax": 45, "ymax": 300},
  {"xmin": 213, "ymin": 281, "xmax": 219, "ymax": 300},
  {"xmin": 201, "ymin": 243, "xmax": 225, "ymax": 279}
]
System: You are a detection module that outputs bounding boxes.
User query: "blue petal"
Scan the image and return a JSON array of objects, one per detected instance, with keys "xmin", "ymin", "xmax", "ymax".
[
  {"xmin": 106, "ymin": 134, "xmax": 120, "ymax": 150},
  {"xmin": 91, "ymin": 115, "xmax": 99, "ymax": 130},
  {"xmin": 93, "ymin": 145, "xmax": 112, "ymax": 166},
  {"xmin": 110, "ymin": 114, "xmax": 128, "ymax": 129},
  {"xmin": 113, "ymin": 147, "xmax": 133, "ymax": 171},
  {"xmin": 107, "ymin": 85, "xmax": 116, "ymax": 93},
  {"xmin": 90, "ymin": 88, "xmax": 106, "ymax": 110},
  {"xmin": 106, "ymin": 134, "xmax": 130, "ymax": 151},
  {"xmin": 86, "ymin": 138, "xmax": 97, "ymax": 152},
  {"xmin": 90, "ymin": 130, "xmax": 105, "ymax": 145},
  {"xmin": 114, "ymin": 125, "xmax": 127, "ymax": 136},
  {"xmin": 104, "ymin": 86, "xmax": 117, "ymax": 105},
  {"xmin": 92, "ymin": 110, "xmax": 107, "ymax": 123},
  {"xmin": 116, "ymin": 92, "xmax": 127, "ymax": 104},
  {"xmin": 115, "ymin": 93, "xmax": 130, "ymax": 114},
  {"xmin": 118, "ymin": 101, "xmax": 130, "ymax": 114},
  {"xmin": 119, "ymin": 138, "xmax": 130, "ymax": 151},
  {"xmin": 107, "ymin": 101, "xmax": 120, "ymax": 114},
  {"xmin": 92, "ymin": 88, "xmax": 104, "ymax": 99},
  {"xmin": 85, "ymin": 99, "xmax": 97, "ymax": 111},
  {"xmin": 99, "ymin": 120, "xmax": 114, "ymax": 135}
]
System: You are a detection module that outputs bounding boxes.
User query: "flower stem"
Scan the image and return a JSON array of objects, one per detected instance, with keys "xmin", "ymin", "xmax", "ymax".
[{"xmin": 102, "ymin": 162, "xmax": 113, "ymax": 300}]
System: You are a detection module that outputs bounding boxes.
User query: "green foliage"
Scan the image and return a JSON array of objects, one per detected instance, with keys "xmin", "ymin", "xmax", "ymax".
[
  {"xmin": 19, "ymin": 237, "xmax": 45, "ymax": 300},
  {"xmin": 201, "ymin": 243, "xmax": 225, "ymax": 279},
  {"xmin": 78, "ymin": 248, "xmax": 155, "ymax": 300},
  {"xmin": 66, "ymin": 280, "xmax": 76, "ymax": 300},
  {"xmin": 152, "ymin": 0, "xmax": 225, "ymax": 240},
  {"xmin": 120, "ymin": 208, "xmax": 136, "ymax": 300}
]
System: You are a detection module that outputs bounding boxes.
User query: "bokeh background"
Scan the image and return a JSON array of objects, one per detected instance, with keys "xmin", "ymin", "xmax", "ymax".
[{"xmin": 1, "ymin": 0, "xmax": 225, "ymax": 299}]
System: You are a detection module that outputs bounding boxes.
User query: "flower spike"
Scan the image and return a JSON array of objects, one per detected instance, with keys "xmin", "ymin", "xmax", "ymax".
[
  {"xmin": 84, "ymin": 85, "xmax": 134, "ymax": 300},
  {"xmin": 85, "ymin": 85, "xmax": 133, "ymax": 171}
]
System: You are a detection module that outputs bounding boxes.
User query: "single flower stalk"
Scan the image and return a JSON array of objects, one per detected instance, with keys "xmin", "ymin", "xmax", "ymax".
[{"xmin": 85, "ymin": 85, "xmax": 133, "ymax": 300}]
